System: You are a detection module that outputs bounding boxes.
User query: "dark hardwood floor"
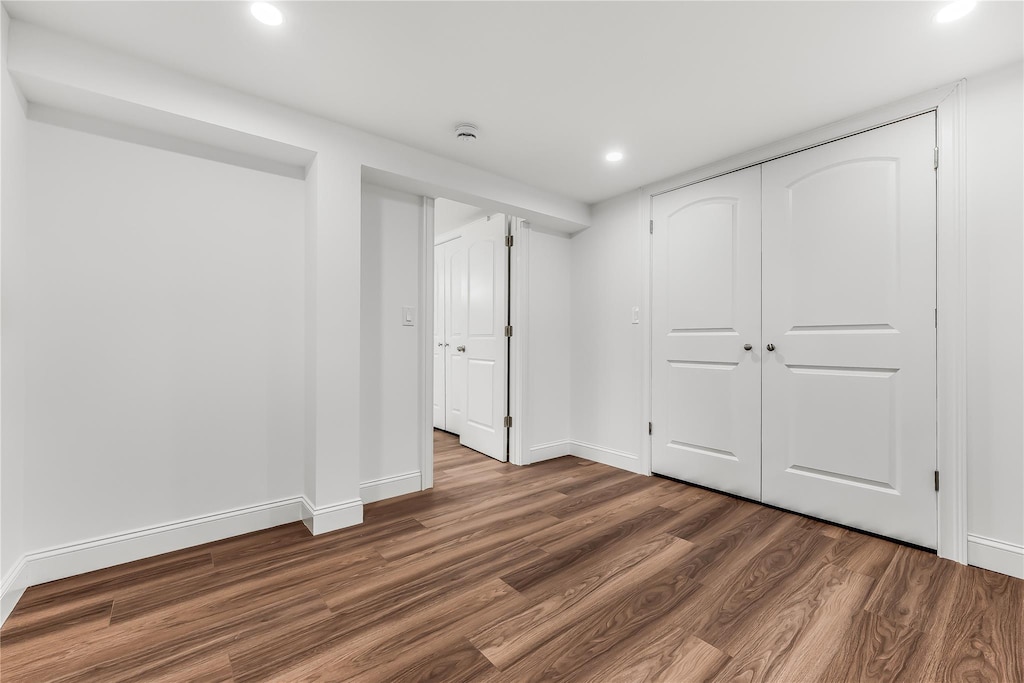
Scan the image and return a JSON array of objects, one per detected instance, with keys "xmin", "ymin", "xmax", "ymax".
[{"xmin": 2, "ymin": 430, "xmax": 1021, "ymax": 681}]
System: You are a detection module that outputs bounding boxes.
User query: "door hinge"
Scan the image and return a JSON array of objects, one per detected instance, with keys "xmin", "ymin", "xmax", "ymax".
[
  {"xmin": 504, "ymin": 416, "xmax": 512, "ymax": 429},
  {"xmin": 504, "ymin": 325, "xmax": 513, "ymax": 337},
  {"xmin": 649, "ymin": 219, "xmax": 654, "ymax": 234},
  {"xmin": 934, "ymin": 470, "xmax": 940, "ymax": 491},
  {"xmin": 505, "ymin": 235, "xmax": 514, "ymax": 247},
  {"xmin": 648, "ymin": 421, "xmax": 652, "ymax": 435},
  {"xmin": 934, "ymin": 308, "xmax": 938, "ymax": 328},
  {"xmin": 934, "ymin": 147, "xmax": 939, "ymax": 170}
]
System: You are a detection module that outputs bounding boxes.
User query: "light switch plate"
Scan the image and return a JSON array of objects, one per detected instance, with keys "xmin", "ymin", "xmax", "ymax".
[
  {"xmin": 402, "ymin": 306, "xmax": 415, "ymax": 326},
  {"xmin": 631, "ymin": 306, "xmax": 640, "ymax": 324}
]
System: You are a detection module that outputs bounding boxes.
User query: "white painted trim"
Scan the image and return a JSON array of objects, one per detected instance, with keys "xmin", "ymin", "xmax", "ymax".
[
  {"xmin": 528, "ymin": 440, "xmax": 572, "ymax": 465},
  {"xmin": 420, "ymin": 196, "xmax": 436, "ymax": 491},
  {"xmin": 644, "ymin": 82, "xmax": 959, "ymax": 198},
  {"xmin": 1, "ymin": 497, "xmax": 307, "ymax": 625},
  {"xmin": 640, "ymin": 79, "xmax": 968, "ymax": 564},
  {"xmin": 638, "ymin": 189, "xmax": 653, "ymax": 477},
  {"xmin": 360, "ymin": 471, "xmax": 422, "ymax": 504},
  {"xmin": 570, "ymin": 440, "xmax": 644, "ymax": 474},
  {"xmin": 967, "ymin": 534, "xmax": 1024, "ymax": 580},
  {"xmin": 934, "ymin": 81, "xmax": 969, "ymax": 565},
  {"xmin": 0, "ymin": 557, "xmax": 27, "ymax": 603},
  {"xmin": 1, "ymin": 558, "xmax": 28, "ymax": 626},
  {"xmin": 509, "ymin": 218, "xmax": 529, "ymax": 467},
  {"xmin": 300, "ymin": 496, "xmax": 363, "ymax": 536}
]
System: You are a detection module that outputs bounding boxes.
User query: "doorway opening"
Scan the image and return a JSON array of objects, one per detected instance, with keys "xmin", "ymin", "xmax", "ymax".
[{"xmin": 432, "ymin": 199, "xmax": 512, "ymax": 469}]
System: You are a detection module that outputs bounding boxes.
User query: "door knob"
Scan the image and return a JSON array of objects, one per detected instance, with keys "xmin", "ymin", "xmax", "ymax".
[
  {"xmin": 766, "ymin": 343, "xmax": 776, "ymax": 352},
  {"xmin": 437, "ymin": 342, "xmax": 444, "ymax": 347},
  {"xmin": 456, "ymin": 345, "xmax": 466, "ymax": 352},
  {"xmin": 743, "ymin": 344, "xmax": 753, "ymax": 351}
]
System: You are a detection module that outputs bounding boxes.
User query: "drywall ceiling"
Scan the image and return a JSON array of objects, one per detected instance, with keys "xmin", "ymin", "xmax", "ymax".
[
  {"xmin": 5, "ymin": 1, "xmax": 1022, "ymax": 204},
  {"xmin": 435, "ymin": 198, "xmax": 488, "ymax": 235}
]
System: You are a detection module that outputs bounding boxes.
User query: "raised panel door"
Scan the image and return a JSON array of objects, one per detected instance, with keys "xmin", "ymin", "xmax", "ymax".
[
  {"xmin": 761, "ymin": 113, "xmax": 937, "ymax": 548},
  {"xmin": 458, "ymin": 217, "xmax": 508, "ymax": 461},
  {"xmin": 652, "ymin": 166, "xmax": 762, "ymax": 499}
]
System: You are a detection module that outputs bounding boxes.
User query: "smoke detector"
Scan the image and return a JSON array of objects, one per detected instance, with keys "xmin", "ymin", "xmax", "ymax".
[{"xmin": 454, "ymin": 123, "xmax": 479, "ymax": 143}]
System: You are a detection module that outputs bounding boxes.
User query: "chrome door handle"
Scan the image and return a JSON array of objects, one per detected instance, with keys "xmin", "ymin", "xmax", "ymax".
[
  {"xmin": 437, "ymin": 342, "xmax": 444, "ymax": 347},
  {"xmin": 456, "ymin": 345, "xmax": 466, "ymax": 352},
  {"xmin": 743, "ymin": 344, "xmax": 753, "ymax": 351},
  {"xmin": 766, "ymin": 343, "xmax": 776, "ymax": 352}
]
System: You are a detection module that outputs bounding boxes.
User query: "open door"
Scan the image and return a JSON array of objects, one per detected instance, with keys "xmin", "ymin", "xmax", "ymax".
[
  {"xmin": 456, "ymin": 215, "xmax": 509, "ymax": 461},
  {"xmin": 444, "ymin": 237, "xmax": 468, "ymax": 435},
  {"xmin": 432, "ymin": 245, "xmax": 447, "ymax": 429}
]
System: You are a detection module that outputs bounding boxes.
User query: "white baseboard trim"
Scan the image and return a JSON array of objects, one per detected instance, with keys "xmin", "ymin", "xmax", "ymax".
[
  {"xmin": 967, "ymin": 533, "xmax": 1024, "ymax": 579},
  {"xmin": 570, "ymin": 440, "xmax": 644, "ymax": 474},
  {"xmin": 360, "ymin": 471, "xmax": 422, "ymax": 504},
  {"xmin": 0, "ymin": 496, "xmax": 307, "ymax": 626},
  {"xmin": 300, "ymin": 496, "xmax": 363, "ymax": 536},
  {"xmin": 0, "ymin": 556, "xmax": 28, "ymax": 626},
  {"xmin": 528, "ymin": 440, "xmax": 572, "ymax": 465}
]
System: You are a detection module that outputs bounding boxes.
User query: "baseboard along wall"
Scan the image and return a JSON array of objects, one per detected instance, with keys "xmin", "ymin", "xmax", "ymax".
[
  {"xmin": 527, "ymin": 440, "xmax": 572, "ymax": 465},
  {"xmin": 569, "ymin": 440, "xmax": 644, "ymax": 474},
  {"xmin": 1, "ymin": 495, "xmax": 363, "ymax": 625},
  {"xmin": 359, "ymin": 471, "xmax": 422, "ymax": 504},
  {"xmin": 967, "ymin": 533, "xmax": 1024, "ymax": 579},
  {"xmin": 4, "ymin": 458, "xmax": 1020, "ymax": 627}
]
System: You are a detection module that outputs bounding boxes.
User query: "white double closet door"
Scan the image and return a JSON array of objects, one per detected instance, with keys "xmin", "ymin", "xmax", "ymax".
[
  {"xmin": 652, "ymin": 113, "xmax": 938, "ymax": 548},
  {"xmin": 433, "ymin": 215, "xmax": 508, "ymax": 462}
]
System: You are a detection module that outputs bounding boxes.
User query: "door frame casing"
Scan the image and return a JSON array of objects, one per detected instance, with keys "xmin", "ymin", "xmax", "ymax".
[
  {"xmin": 508, "ymin": 218, "xmax": 528, "ymax": 466},
  {"xmin": 420, "ymin": 208, "xmax": 525, "ymax": 481},
  {"xmin": 641, "ymin": 81, "xmax": 967, "ymax": 563},
  {"xmin": 419, "ymin": 197, "xmax": 436, "ymax": 490}
]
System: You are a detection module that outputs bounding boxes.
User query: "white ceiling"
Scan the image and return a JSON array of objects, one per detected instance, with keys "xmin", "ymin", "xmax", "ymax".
[{"xmin": 6, "ymin": 1, "xmax": 1022, "ymax": 204}]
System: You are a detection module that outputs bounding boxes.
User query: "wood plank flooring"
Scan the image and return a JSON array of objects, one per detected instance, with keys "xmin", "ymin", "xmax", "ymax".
[{"xmin": 2, "ymin": 430, "xmax": 1021, "ymax": 682}]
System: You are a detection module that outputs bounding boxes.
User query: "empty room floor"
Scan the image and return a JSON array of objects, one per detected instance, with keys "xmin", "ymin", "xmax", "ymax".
[{"xmin": 1, "ymin": 430, "xmax": 1021, "ymax": 682}]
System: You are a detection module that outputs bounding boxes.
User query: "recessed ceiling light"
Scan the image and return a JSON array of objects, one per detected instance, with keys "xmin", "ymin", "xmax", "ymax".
[
  {"xmin": 251, "ymin": 2, "xmax": 283, "ymax": 26},
  {"xmin": 605, "ymin": 151, "xmax": 624, "ymax": 162},
  {"xmin": 934, "ymin": 0, "xmax": 976, "ymax": 23}
]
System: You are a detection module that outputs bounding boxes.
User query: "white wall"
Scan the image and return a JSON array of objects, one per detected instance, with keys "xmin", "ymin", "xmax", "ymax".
[
  {"xmin": 22, "ymin": 120, "xmax": 306, "ymax": 551},
  {"xmin": 569, "ymin": 192, "xmax": 645, "ymax": 473},
  {"xmin": 3, "ymin": 19, "xmax": 589, "ymax": 538},
  {"xmin": 964, "ymin": 61, "xmax": 1024, "ymax": 576},
  {"xmin": 570, "ymin": 63, "xmax": 1024, "ymax": 577},
  {"xmin": 0, "ymin": 17, "xmax": 591, "ymax": 620},
  {"xmin": 524, "ymin": 228, "xmax": 572, "ymax": 463},
  {"xmin": 360, "ymin": 184, "xmax": 424, "ymax": 503},
  {"xmin": 1, "ymin": 7, "xmax": 28, "ymax": 592}
]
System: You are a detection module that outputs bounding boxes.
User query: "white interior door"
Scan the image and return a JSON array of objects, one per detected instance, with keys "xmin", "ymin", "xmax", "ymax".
[
  {"xmin": 432, "ymin": 246, "xmax": 447, "ymax": 429},
  {"xmin": 761, "ymin": 113, "xmax": 937, "ymax": 548},
  {"xmin": 652, "ymin": 166, "xmax": 762, "ymax": 499},
  {"xmin": 457, "ymin": 216, "xmax": 508, "ymax": 461},
  {"xmin": 445, "ymin": 238, "xmax": 467, "ymax": 435}
]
